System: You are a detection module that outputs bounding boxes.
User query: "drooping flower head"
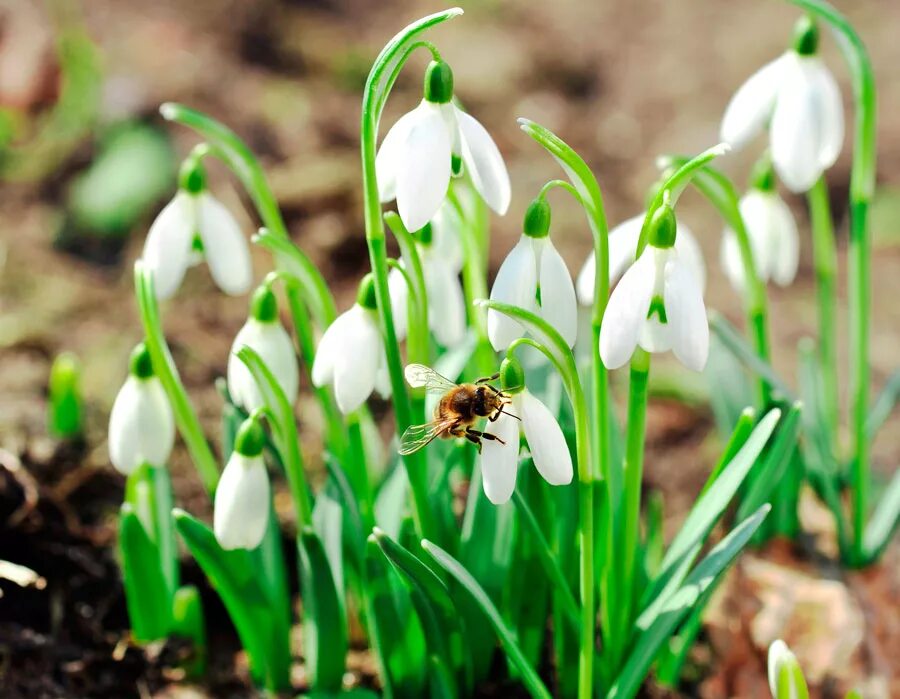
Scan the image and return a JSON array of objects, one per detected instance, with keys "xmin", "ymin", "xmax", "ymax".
[
  {"xmin": 720, "ymin": 16, "xmax": 843, "ymax": 193},
  {"xmin": 227, "ymin": 284, "xmax": 300, "ymax": 411},
  {"xmin": 488, "ymin": 197, "xmax": 578, "ymax": 351},
  {"xmin": 214, "ymin": 415, "xmax": 270, "ymax": 551},
  {"xmin": 108, "ymin": 342, "xmax": 175, "ymax": 475},
  {"xmin": 721, "ymin": 158, "xmax": 800, "ymax": 292},
  {"xmin": 599, "ymin": 201, "xmax": 709, "ymax": 371},
  {"xmin": 142, "ymin": 156, "xmax": 253, "ymax": 300},
  {"xmin": 312, "ymin": 274, "xmax": 390, "ymax": 415},
  {"xmin": 767, "ymin": 639, "xmax": 810, "ymax": 699},
  {"xmin": 376, "ymin": 59, "xmax": 511, "ymax": 232},
  {"xmin": 479, "ymin": 356, "xmax": 573, "ymax": 505},
  {"xmin": 388, "ymin": 214, "xmax": 467, "ymax": 348}
]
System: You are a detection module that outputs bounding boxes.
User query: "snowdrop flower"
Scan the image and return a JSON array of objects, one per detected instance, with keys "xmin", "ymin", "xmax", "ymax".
[
  {"xmin": 480, "ymin": 357, "xmax": 573, "ymax": 505},
  {"xmin": 488, "ymin": 198, "xmax": 577, "ymax": 351},
  {"xmin": 312, "ymin": 274, "xmax": 388, "ymax": 414},
  {"xmin": 576, "ymin": 212, "xmax": 706, "ymax": 306},
  {"xmin": 721, "ymin": 165, "xmax": 799, "ymax": 291},
  {"xmin": 600, "ymin": 204, "xmax": 709, "ymax": 371},
  {"xmin": 214, "ymin": 416, "xmax": 270, "ymax": 550},
  {"xmin": 108, "ymin": 343, "xmax": 175, "ymax": 475},
  {"xmin": 388, "ymin": 218, "xmax": 466, "ymax": 347},
  {"xmin": 227, "ymin": 285, "xmax": 299, "ymax": 411},
  {"xmin": 767, "ymin": 639, "xmax": 809, "ymax": 699},
  {"xmin": 720, "ymin": 16, "xmax": 843, "ymax": 192},
  {"xmin": 142, "ymin": 158, "xmax": 253, "ymax": 300},
  {"xmin": 376, "ymin": 59, "xmax": 511, "ymax": 232}
]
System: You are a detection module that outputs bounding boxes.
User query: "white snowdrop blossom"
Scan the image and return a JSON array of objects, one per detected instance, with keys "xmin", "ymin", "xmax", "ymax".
[
  {"xmin": 227, "ymin": 286, "xmax": 299, "ymax": 411},
  {"xmin": 488, "ymin": 199, "xmax": 577, "ymax": 351},
  {"xmin": 388, "ymin": 219, "xmax": 466, "ymax": 347},
  {"xmin": 376, "ymin": 60, "xmax": 510, "ymax": 232},
  {"xmin": 108, "ymin": 344, "xmax": 175, "ymax": 475},
  {"xmin": 720, "ymin": 19, "xmax": 843, "ymax": 193},
  {"xmin": 576, "ymin": 213, "xmax": 706, "ymax": 306},
  {"xmin": 312, "ymin": 277, "xmax": 388, "ymax": 414},
  {"xmin": 214, "ymin": 419, "xmax": 270, "ymax": 551},
  {"xmin": 480, "ymin": 359, "xmax": 573, "ymax": 505},
  {"xmin": 721, "ymin": 188, "xmax": 800, "ymax": 292},
  {"xmin": 767, "ymin": 639, "xmax": 809, "ymax": 699},
  {"xmin": 599, "ymin": 207, "xmax": 709, "ymax": 371}
]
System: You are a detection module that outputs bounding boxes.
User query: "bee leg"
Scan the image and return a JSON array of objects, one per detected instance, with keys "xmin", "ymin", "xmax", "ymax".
[
  {"xmin": 463, "ymin": 431, "xmax": 483, "ymax": 453},
  {"xmin": 466, "ymin": 428, "xmax": 506, "ymax": 446},
  {"xmin": 475, "ymin": 373, "xmax": 500, "ymax": 385}
]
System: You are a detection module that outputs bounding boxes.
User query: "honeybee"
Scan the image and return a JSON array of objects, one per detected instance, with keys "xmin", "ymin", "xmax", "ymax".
[{"xmin": 399, "ymin": 364, "xmax": 519, "ymax": 455}]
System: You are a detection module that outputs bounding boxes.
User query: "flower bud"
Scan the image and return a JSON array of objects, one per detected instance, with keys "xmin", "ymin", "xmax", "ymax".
[
  {"xmin": 648, "ymin": 204, "xmax": 677, "ymax": 249},
  {"xmin": 767, "ymin": 639, "xmax": 810, "ymax": 699},
  {"xmin": 792, "ymin": 15, "xmax": 819, "ymax": 56},
  {"xmin": 499, "ymin": 356, "xmax": 525, "ymax": 394},
  {"xmin": 523, "ymin": 197, "xmax": 551, "ymax": 239},
  {"xmin": 423, "ymin": 60, "xmax": 454, "ymax": 104},
  {"xmin": 49, "ymin": 352, "xmax": 83, "ymax": 439}
]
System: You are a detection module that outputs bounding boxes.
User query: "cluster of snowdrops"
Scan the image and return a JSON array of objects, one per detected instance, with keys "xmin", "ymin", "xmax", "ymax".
[{"xmin": 105, "ymin": 4, "xmax": 894, "ymax": 699}]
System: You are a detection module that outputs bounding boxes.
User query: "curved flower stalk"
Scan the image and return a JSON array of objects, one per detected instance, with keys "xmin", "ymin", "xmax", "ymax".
[
  {"xmin": 479, "ymin": 356, "xmax": 573, "ymax": 504},
  {"xmin": 720, "ymin": 16, "xmax": 843, "ymax": 192},
  {"xmin": 109, "ymin": 343, "xmax": 175, "ymax": 474},
  {"xmin": 600, "ymin": 202, "xmax": 709, "ymax": 372},
  {"xmin": 488, "ymin": 197, "xmax": 578, "ymax": 351},
  {"xmin": 142, "ymin": 154, "xmax": 253, "ymax": 300},
  {"xmin": 227, "ymin": 285, "xmax": 299, "ymax": 412},
  {"xmin": 388, "ymin": 217, "xmax": 466, "ymax": 347},
  {"xmin": 377, "ymin": 59, "xmax": 511, "ymax": 231},
  {"xmin": 576, "ymin": 208, "xmax": 706, "ymax": 306},
  {"xmin": 312, "ymin": 274, "xmax": 390, "ymax": 415},
  {"xmin": 214, "ymin": 415, "xmax": 271, "ymax": 551}
]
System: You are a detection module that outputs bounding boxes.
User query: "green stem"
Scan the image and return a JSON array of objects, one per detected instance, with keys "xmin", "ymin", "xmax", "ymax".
[
  {"xmin": 359, "ymin": 9, "xmax": 462, "ymax": 541},
  {"xmin": 621, "ymin": 349, "xmax": 650, "ymax": 641},
  {"xmin": 134, "ymin": 264, "xmax": 220, "ymax": 494},
  {"xmin": 807, "ymin": 176, "xmax": 840, "ymax": 439},
  {"xmin": 384, "ymin": 213, "xmax": 429, "ymax": 368},
  {"xmin": 789, "ymin": 0, "xmax": 877, "ymax": 565}
]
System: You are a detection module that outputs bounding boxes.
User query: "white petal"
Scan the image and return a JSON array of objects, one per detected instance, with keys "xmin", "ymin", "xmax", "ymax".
[
  {"xmin": 108, "ymin": 376, "xmax": 175, "ymax": 475},
  {"xmin": 770, "ymin": 56, "xmax": 822, "ymax": 192},
  {"xmin": 142, "ymin": 193, "xmax": 195, "ymax": 300},
  {"xmin": 767, "ymin": 193, "xmax": 800, "ymax": 286},
  {"xmin": 519, "ymin": 391, "xmax": 573, "ymax": 486},
  {"xmin": 720, "ymin": 228, "xmax": 747, "ymax": 292},
  {"xmin": 374, "ymin": 357, "xmax": 392, "ymax": 399},
  {"xmin": 607, "ymin": 214, "xmax": 645, "ymax": 282},
  {"xmin": 599, "ymin": 250, "xmax": 655, "ymax": 370},
  {"xmin": 807, "ymin": 58, "xmax": 844, "ymax": 169},
  {"xmin": 227, "ymin": 319, "xmax": 299, "ymax": 411},
  {"xmin": 673, "ymin": 220, "xmax": 706, "ymax": 293},
  {"xmin": 639, "ymin": 315, "xmax": 673, "ymax": 353},
  {"xmin": 376, "ymin": 108, "xmax": 419, "ymax": 203},
  {"xmin": 454, "ymin": 105, "xmax": 511, "ymax": 216},
  {"xmin": 197, "ymin": 193, "xmax": 253, "ymax": 296},
  {"xmin": 536, "ymin": 239, "xmax": 577, "ymax": 348},
  {"xmin": 431, "ymin": 202, "xmax": 464, "ymax": 275},
  {"xmin": 478, "ymin": 411, "xmax": 520, "ymax": 505},
  {"xmin": 487, "ymin": 236, "xmax": 538, "ymax": 351},
  {"xmin": 395, "ymin": 101, "xmax": 453, "ymax": 232},
  {"xmin": 312, "ymin": 306, "xmax": 356, "ymax": 387},
  {"xmin": 575, "ymin": 250, "xmax": 596, "ymax": 307},
  {"xmin": 427, "ymin": 257, "xmax": 467, "ymax": 347},
  {"xmin": 720, "ymin": 54, "xmax": 788, "ymax": 149},
  {"xmin": 387, "ymin": 266, "xmax": 409, "ymax": 342},
  {"xmin": 214, "ymin": 453, "xmax": 270, "ymax": 551},
  {"xmin": 664, "ymin": 254, "xmax": 709, "ymax": 371},
  {"xmin": 332, "ymin": 308, "xmax": 381, "ymax": 414}
]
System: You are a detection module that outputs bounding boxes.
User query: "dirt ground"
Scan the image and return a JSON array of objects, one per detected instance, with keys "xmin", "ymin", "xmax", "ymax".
[{"xmin": 0, "ymin": 0, "xmax": 898, "ymax": 697}]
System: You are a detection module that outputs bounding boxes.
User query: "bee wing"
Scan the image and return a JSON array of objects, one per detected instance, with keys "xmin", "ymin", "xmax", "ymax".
[
  {"xmin": 404, "ymin": 364, "xmax": 458, "ymax": 393},
  {"xmin": 398, "ymin": 419, "xmax": 455, "ymax": 455}
]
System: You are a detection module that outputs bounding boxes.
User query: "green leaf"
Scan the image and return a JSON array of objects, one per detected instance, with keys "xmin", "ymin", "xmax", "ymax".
[
  {"xmin": 172, "ymin": 585, "xmax": 207, "ymax": 678},
  {"xmin": 48, "ymin": 352, "xmax": 83, "ymax": 438},
  {"xmin": 700, "ymin": 407, "xmax": 757, "ymax": 496},
  {"xmin": 174, "ymin": 509, "xmax": 290, "ymax": 691},
  {"xmin": 866, "ymin": 368, "xmax": 900, "ymax": 440},
  {"xmin": 863, "ymin": 469, "xmax": 900, "ymax": 561},
  {"xmin": 609, "ymin": 506, "xmax": 771, "ymax": 699},
  {"xmin": 423, "ymin": 540, "xmax": 553, "ymax": 699},
  {"xmin": 642, "ymin": 409, "xmax": 780, "ymax": 613},
  {"xmin": 704, "ymin": 332, "xmax": 756, "ymax": 437},
  {"xmin": 124, "ymin": 464, "xmax": 178, "ymax": 602},
  {"xmin": 119, "ymin": 504, "xmax": 172, "ymax": 642},
  {"xmin": 298, "ymin": 527, "xmax": 348, "ymax": 692}
]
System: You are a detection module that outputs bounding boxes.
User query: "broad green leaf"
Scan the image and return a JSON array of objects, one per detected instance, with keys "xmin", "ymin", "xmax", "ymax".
[
  {"xmin": 609, "ymin": 506, "xmax": 770, "ymax": 699},
  {"xmin": 375, "ymin": 458, "xmax": 410, "ymax": 540},
  {"xmin": 172, "ymin": 585, "xmax": 206, "ymax": 678},
  {"xmin": 119, "ymin": 504, "xmax": 172, "ymax": 642},
  {"xmin": 423, "ymin": 540, "xmax": 552, "ymax": 699},
  {"xmin": 174, "ymin": 509, "xmax": 290, "ymax": 691},
  {"xmin": 863, "ymin": 469, "xmax": 900, "ymax": 561},
  {"xmin": 298, "ymin": 527, "xmax": 348, "ymax": 692},
  {"xmin": 867, "ymin": 368, "xmax": 900, "ymax": 440},
  {"xmin": 643, "ymin": 409, "xmax": 780, "ymax": 611},
  {"xmin": 701, "ymin": 407, "xmax": 757, "ymax": 496},
  {"xmin": 124, "ymin": 463, "xmax": 177, "ymax": 601}
]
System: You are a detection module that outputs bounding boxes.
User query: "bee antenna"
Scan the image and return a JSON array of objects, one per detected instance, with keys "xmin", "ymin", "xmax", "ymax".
[{"xmin": 499, "ymin": 408, "xmax": 521, "ymax": 421}]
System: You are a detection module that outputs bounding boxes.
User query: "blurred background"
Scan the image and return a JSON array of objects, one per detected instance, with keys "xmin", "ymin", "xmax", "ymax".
[{"xmin": 0, "ymin": 0, "xmax": 898, "ymax": 697}]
